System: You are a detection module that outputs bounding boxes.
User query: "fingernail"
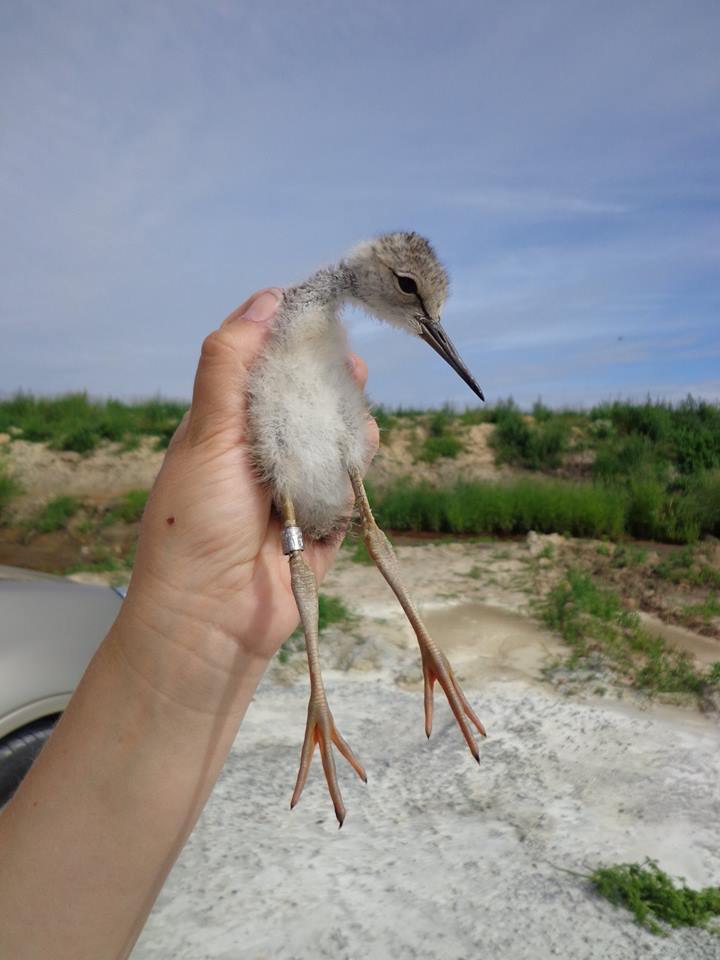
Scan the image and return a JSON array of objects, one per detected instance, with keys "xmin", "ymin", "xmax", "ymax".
[{"xmin": 242, "ymin": 289, "xmax": 282, "ymax": 323}]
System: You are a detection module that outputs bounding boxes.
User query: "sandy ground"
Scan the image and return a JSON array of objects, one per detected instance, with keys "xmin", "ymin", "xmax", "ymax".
[
  {"xmin": 131, "ymin": 680, "xmax": 719, "ymax": 960},
  {"xmin": 130, "ymin": 543, "xmax": 720, "ymax": 960}
]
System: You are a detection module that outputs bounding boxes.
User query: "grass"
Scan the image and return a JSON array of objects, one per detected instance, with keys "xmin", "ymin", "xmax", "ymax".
[
  {"xmin": 0, "ymin": 463, "xmax": 20, "ymax": 522},
  {"xmin": 102, "ymin": 489, "xmax": 150, "ymax": 525},
  {"xmin": 25, "ymin": 495, "xmax": 81, "ymax": 535},
  {"xmin": 371, "ymin": 479, "xmax": 627, "ymax": 539},
  {"xmin": 653, "ymin": 546, "xmax": 720, "ymax": 589},
  {"xmin": 590, "ymin": 860, "xmax": 720, "ymax": 936},
  {"xmin": 416, "ymin": 410, "xmax": 465, "ymax": 463},
  {"xmin": 277, "ymin": 594, "xmax": 352, "ymax": 663},
  {"xmin": 0, "ymin": 392, "xmax": 187, "ymax": 453},
  {"xmin": 679, "ymin": 595, "xmax": 720, "ymax": 626},
  {"xmin": 65, "ymin": 547, "xmax": 125, "ymax": 575},
  {"xmin": 540, "ymin": 569, "xmax": 720, "ymax": 697},
  {"xmin": 490, "ymin": 401, "xmax": 570, "ymax": 470},
  {"xmin": 368, "ymin": 474, "xmax": 720, "ymax": 544},
  {"xmin": 348, "ymin": 538, "xmax": 373, "ymax": 564}
]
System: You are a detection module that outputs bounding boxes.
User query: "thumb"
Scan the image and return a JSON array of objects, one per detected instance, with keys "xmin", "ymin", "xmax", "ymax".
[{"xmin": 187, "ymin": 288, "xmax": 282, "ymax": 445}]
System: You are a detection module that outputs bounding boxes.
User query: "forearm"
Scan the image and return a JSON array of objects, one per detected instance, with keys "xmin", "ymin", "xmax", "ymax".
[{"xmin": 0, "ymin": 606, "xmax": 270, "ymax": 960}]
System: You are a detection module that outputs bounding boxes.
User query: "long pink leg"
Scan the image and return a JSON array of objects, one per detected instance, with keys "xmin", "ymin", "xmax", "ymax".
[
  {"xmin": 282, "ymin": 497, "xmax": 366, "ymax": 826},
  {"xmin": 349, "ymin": 470, "xmax": 486, "ymax": 758}
]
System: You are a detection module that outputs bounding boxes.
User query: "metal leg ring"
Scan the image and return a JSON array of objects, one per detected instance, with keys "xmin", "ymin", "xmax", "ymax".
[{"xmin": 282, "ymin": 525, "xmax": 304, "ymax": 555}]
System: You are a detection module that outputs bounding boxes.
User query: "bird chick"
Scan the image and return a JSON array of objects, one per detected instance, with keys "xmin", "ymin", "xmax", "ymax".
[{"xmin": 247, "ymin": 232, "xmax": 486, "ymax": 826}]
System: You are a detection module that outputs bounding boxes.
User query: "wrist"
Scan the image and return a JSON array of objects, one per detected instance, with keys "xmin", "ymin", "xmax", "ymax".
[{"xmin": 111, "ymin": 585, "xmax": 272, "ymax": 717}]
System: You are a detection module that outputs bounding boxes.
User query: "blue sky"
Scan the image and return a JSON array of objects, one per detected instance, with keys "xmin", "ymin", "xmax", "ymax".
[{"xmin": 1, "ymin": 0, "xmax": 719, "ymax": 409}]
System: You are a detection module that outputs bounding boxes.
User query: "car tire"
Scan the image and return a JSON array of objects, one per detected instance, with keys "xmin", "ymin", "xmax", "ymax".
[{"xmin": 0, "ymin": 716, "xmax": 59, "ymax": 806}]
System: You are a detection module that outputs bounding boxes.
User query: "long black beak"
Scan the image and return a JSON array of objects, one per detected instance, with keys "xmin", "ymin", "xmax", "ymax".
[{"xmin": 419, "ymin": 319, "xmax": 485, "ymax": 402}]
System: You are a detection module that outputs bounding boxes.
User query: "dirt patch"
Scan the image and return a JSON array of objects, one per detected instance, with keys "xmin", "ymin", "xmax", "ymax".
[
  {"xmin": 3, "ymin": 438, "xmax": 165, "ymax": 518},
  {"xmin": 362, "ymin": 421, "xmax": 514, "ymax": 488}
]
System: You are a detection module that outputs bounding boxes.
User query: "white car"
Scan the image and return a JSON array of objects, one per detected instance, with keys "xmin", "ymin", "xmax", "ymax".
[{"xmin": 0, "ymin": 565, "xmax": 123, "ymax": 804}]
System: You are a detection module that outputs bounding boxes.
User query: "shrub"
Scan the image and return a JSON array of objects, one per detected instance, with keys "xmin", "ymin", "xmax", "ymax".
[
  {"xmin": 103, "ymin": 489, "xmax": 150, "ymax": 525},
  {"xmin": 491, "ymin": 404, "xmax": 569, "ymax": 470},
  {"xmin": 28, "ymin": 496, "xmax": 81, "ymax": 534},
  {"xmin": 0, "ymin": 464, "xmax": 20, "ymax": 521}
]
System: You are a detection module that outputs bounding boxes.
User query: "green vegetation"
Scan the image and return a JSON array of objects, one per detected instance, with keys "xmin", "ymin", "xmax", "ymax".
[
  {"xmin": 416, "ymin": 410, "xmax": 465, "ymax": 463},
  {"xmin": 540, "ymin": 569, "xmax": 720, "ymax": 697},
  {"xmin": 0, "ymin": 393, "xmax": 187, "ymax": 453},
  {"xmin": 490, "ymin": 401, "xmax": 570, "ymax": 470},
  {"xmin": 278, "ymin": 593, "xmax": 351, "ymax": 663},
  {"xmin": 3, "ymin": 393, "xmax": 720, "ymax": 544},
  {"xmin": 0, "ymin": 463, "xmax": 20, "ymax": 521},
  {"xmin": 25, "ymin": 496, "xmax": 81, "ymax": 535},
  {"xmin": 609, "ymin": 543, "xmax": 648, "ymax": 568},
  {"xmin": 680, "ymin": 595, "xmax": 720, "ymax": 626},
  {"xmin": 653, "ymin": 546, "xmax": 720, "ymax": 589},
  {"xmin": 590, "ymin": 860, "xmax": 720, "ymax": 936},
  {"xmin": 371, "ymin": 479, "xmax": 626, "ymax": 539},
  {"xmin": 65, "ymin": 547, "xmax": 126, "ymax": 575},
  {"xmin": 368, "ymin": 474, "xmax": 720, "ymax": 543},
  {"xmin": 102, "ymin": 489, "xmax": 150, "ymax": 525},
  {"xmin": 348, "ymin": 538, "xmax": 373, "ymax": 564}
]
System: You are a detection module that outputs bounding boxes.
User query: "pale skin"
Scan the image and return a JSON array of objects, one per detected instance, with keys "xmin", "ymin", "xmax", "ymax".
[{"xmin": 0, "ymin": 288, "xmax": 379, "ymax": 960}]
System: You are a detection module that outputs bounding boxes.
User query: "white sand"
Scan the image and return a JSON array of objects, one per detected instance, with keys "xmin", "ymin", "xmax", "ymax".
[{"xmin": 132, "ymin": 668, "xmax": 719, "ymax": 960}]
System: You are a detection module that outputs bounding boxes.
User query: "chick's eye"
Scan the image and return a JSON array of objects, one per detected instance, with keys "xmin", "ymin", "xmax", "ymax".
[{"xmin": 396, "ymin": 275, "xmax": 418, "ymax": 295}]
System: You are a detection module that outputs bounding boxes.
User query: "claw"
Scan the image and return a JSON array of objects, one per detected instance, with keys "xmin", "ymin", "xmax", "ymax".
[
  {"xmin": 422, "ymin": 648, "xmax": 486, "ymax": 761},
  {"xmin": 290, "ymin": 696, "xmax": 366, "ymax": 826}
]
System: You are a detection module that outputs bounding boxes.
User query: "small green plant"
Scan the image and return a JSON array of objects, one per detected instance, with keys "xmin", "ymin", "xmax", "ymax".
[
  {"xmin": 653, "ymin": 547, "xmax": 720, "ymax": 589},
  {"xmin": 680, "ymin": 595, "xmax": 720, "ymax": 625},
  {"xmin": 590, "ymin": 859, "xmax": 720, "ymax": 936},
  {"xmin": 27, "ymin": 496, "xmax": 81, "ymax": 535},
  {"xmin": 541, "ymin": 570, "xmax": 718, "ymax": 697},
  {"xmin": 0, "ymin": 464, "xmax": 21, "ymax": 521},
  {"xmin": 278, "ymin": 594, "xmax": 351, "ymax": 663},
  {"xmin": 491, "ymin": 403, "xmax": 569, "ymax": 470},
  {"xmin": 416, "ymin": 410, "xmax": 465, "ymax": 463},
  {"xmin": 417, "ymin": 433, "xmax": 464, "ymax": 462},
  {"xmin": 103, "ymin": 489, "xmax": 150, "ymax": 525},
  {"xmin": 610, "ymin": 544, "xmax": 647, "ymax": 568},
  {"xmin": 467, "ymin": 564, "xmax": 483, "ymax": 579},
  {"xmin": 66, "ymin": 548, "xmax": 124, "ymax": 574},
  {"xmin": 348, "ymin": 539, "xmax": 373, "ymax": 565}
]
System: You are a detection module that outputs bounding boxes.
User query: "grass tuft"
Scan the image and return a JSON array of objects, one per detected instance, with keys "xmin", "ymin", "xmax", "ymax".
[
  {"xmin": 278, "ymin": 594, "xmax": 352, "ymax": 663},
  {"xmin": 102, "ymin": 489, "xmax": 150, "ymax": 525},
  {"xmin": 0, "ymin": 464, "xmax": 21, "ymax": 521},
  {"xmin": 540, "ymin": 569, "xmax": 719, "ymax": 697},
  {"xmin": 591, "ymin": 860, "xmax": 720, "ymax": 936},
  {"xmin": 26, "ymin": 496, "xmax": 81, "ymax": 535}
]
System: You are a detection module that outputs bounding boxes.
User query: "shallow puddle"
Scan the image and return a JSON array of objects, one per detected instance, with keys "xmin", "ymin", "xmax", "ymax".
[{"xmin": 421, "ymin": 602, "xmax": 565, "ymax": 684}]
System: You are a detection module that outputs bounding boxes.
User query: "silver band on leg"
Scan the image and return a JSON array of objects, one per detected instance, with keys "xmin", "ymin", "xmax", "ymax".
[{"xmin": 282, "ymin": 525, "xmax": 304, "ymax": 555}]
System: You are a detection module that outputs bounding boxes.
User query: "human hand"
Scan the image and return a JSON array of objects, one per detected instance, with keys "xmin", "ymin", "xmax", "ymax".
[{"xmin": 115, "ymin": 289, "xmax": 379, "ymax": 705}]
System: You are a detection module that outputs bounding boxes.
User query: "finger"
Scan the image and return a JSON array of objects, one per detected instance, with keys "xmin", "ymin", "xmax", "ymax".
[
  {"xmin": 347, "ymin": 352, "xmax": 369, "ymax": 390},
  {"xmin": 187, "ymin": 288, "xmax": 282, "ymax": 445}
]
